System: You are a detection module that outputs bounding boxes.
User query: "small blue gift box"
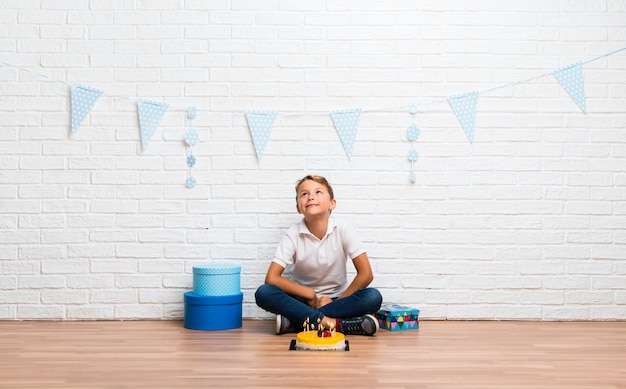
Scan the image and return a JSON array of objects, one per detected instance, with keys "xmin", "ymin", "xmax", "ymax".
[
  {"xmin": 184, "ymin": 292, "xmax": 243, "ymax": 331},
  {"xmin": 192, "ymin": 264, "xmax": 241, "ymax": 296}
]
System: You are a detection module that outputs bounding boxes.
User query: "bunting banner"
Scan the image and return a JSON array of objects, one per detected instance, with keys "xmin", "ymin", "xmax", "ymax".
[
  {"xmin": 1, "ymin": 46, "xmax": 625, "ymax": 180},
  {"xmin": 246, "ymin": 111, "xmax": 277, "ymax": 161},
  {"xmin": 552, "ymin": 61, "xmax": 586, "ymax": 113},
  {"xmin": 330, "ymin": 108, "xmax": 362, "ymax": 160},
  {"xmin": 70, "ymin": 84, "xmax": 102, "ymax": 136},
  {"xmin": 137, "ymin": 100, "xmax": 169, "ymax": 152},
  {"xmin": 447, "ymin": 91, "xmax": 479, "ymax": 144}
]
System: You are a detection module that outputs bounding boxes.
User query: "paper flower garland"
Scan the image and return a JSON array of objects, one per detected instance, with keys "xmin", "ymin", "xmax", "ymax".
[
  {"xmin": 406, "ymin": 104, "xmax": 420, "ymax": 183},
  {"xmin": 184, "ymin": 107, "xmax": 198, "ymax": 188}
]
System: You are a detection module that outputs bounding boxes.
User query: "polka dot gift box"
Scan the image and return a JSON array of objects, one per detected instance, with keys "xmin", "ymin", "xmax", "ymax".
[
  {"xmin": 374, "ymin": 303, "xmax": 420, "ymax": 331},
  {"xmin": 192, "ymin": 264, "xmax": 241, "ymax": 296}
]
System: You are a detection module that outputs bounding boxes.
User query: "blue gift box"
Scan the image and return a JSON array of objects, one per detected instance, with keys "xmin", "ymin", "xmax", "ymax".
[
  {"xmin": 192, "ymin": 264, "xmax": 241, "ymax": 296},
  {"xmin": 374, "ymin": 303, "xmax": 420, "ymax": 331},
  {"xmin": 184, "ymin": 292, "xmax": 243, "ymax": 331}
]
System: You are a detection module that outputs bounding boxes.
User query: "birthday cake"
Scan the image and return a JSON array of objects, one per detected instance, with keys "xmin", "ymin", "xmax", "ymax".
[{"xmin": 294, "ymin": 319, "xmax": 346, "ymax": 351}]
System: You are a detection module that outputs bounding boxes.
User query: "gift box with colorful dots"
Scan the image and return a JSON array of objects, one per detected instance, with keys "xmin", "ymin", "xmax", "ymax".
[{"xmin": 374, "ymin": 303, "xmax": 420, "ymax": 331}]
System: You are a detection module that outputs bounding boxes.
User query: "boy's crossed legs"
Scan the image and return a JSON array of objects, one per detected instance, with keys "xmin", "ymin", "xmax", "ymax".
[{"xmin": 255, "ymin": 284, "xmax": 382, "ymax": 336}]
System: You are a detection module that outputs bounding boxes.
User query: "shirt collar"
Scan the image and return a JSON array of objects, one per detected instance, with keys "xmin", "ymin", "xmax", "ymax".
[{"xmin": 298, "ymin": 217, "xmax": 336, "ymax": 238}]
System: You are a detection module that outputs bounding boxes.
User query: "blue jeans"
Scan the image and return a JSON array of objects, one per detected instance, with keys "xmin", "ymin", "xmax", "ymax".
[{"xmin": 255, "ymin": 284, "xmax": 383, "ymax": 328}]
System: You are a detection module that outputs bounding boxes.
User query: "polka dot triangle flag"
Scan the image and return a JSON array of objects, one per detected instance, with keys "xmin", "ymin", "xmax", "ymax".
[
  {"xmin": 552, "ymin": 61, "xmax": 586, "ymax": 113},
  {"xmin": 330, "ymin": 108, "xmax": 362, "ymax": 160},
  {"xmin": 70, "ymin": 84, "xmax": 102, "ymax": 136},
  {"xmin": 447, "ymin": 91, "xmax": 479, "ymax": 144},
  {"xmin": 245, "ymin": 110, "xmax": 277, "ymax": 161},
  {"xmin": 137, "ymin": 100, "xmax": 169, "ymax": 152}
]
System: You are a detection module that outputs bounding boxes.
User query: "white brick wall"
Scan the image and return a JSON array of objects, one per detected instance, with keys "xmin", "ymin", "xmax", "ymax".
[{"xmin": 0, "ymin": 0, "xmax": 625, "ymax": 321}]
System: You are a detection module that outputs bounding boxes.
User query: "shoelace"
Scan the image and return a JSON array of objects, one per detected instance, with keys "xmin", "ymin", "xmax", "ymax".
[{"xmin": 341, "ymin": 319, "xmax": 367, "ymax": 334}]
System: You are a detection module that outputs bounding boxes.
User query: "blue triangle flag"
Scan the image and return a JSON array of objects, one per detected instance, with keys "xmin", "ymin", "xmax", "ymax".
[
  {"xmin": 246, "ymin": 111, "xmax": 277, "ymax": 161},
  {"xmin": 70, "ymin": 84, "xmax": 102, "ymax": 136},
  {"xmin": 330, "ymin": 108, "xmax": 362, "ymax": 160},
  {"xmin": 137, "ymin": 100, "xmax": 169, "ymax": 152},
  {"xmin": 553, "ymin": 61, "xmax": 586, "ymax": 113},
  {"xmin": 447, "ymin": 91, "xmax": 479, "ymax": 143}
]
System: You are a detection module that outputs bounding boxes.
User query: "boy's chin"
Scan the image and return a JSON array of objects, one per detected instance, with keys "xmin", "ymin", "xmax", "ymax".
[{"xmin": 304, "ymin": 211, "xmax": 330, "ymax": 218}]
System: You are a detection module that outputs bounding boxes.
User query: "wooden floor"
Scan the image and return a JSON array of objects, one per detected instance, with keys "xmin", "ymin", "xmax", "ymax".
[{"xmin": 0, "ymin": 320, "xmax": 625, "ymax": 389}]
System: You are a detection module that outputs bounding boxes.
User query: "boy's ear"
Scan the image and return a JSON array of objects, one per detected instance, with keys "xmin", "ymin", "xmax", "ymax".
[
  {"xmin": 296, "ymin": 203, "xmax": 302, "ymax": 214},
  {"xmin": 329, "ymin": 199, "xmax": 336, "ymax": 211}
]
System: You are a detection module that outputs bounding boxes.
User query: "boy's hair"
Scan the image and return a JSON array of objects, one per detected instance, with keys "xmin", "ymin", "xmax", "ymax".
[{"xmin": 295, "ymin": 175, "xmax": 334, "ymax": 202}]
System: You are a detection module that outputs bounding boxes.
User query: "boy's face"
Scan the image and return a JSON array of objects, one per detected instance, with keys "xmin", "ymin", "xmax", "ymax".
[{"xmin": 296, "ymin": 179, "xmax": 336, "ymax": 217}]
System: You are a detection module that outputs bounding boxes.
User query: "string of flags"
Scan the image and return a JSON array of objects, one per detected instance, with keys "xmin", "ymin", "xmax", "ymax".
[
  {"xmin": 137, "ymin": 100, "xmax": 169, "ymax": 152},
  {"xmin": 70, "ymin": 84, "xmax": 102, "ymax": 137},
  {"xmin": 552, "ymin": 61, "xmax": 586, "ymax": 113},
  {"xmin": 447, "ymin": 91, "xmax": 479, "ymax": 144},
  {"xmin": 246, "ymin": 111, "xmax": 278, "ymax": 161},
  {"xmin": 330, "ymin": 109, "xmax": 362, "ymax": 161},
  {"xmin": 1, "ymin": 46, "xmax": 624, "ymax": 187}
]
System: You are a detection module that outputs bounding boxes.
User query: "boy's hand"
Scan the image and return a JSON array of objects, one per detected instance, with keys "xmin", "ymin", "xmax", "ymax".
[
  {"xmin": 316, "ymin": 295, "xmax": 332, "ymax": 308},
  {"xmin": 306, "ymin": 294, "xmax": 331, "ymax": 308},
  {"xmin": 306, "ymin": 290, "xmax": 318, "ymax": 308}
]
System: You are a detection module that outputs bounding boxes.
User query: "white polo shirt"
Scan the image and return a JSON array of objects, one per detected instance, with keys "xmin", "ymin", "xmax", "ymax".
[{"xmin": 272, "ymin": 217, "xmax": 366, "ymax": 298}]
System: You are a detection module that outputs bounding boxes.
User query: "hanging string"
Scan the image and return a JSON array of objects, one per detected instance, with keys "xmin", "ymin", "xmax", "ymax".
[
  {"xmin": 582, "ymin": 47, "xmax": 626, "ymax": 65},
  {"xmin": 1, "ymin": 46, "xmax": 624, "ymax": 117}
]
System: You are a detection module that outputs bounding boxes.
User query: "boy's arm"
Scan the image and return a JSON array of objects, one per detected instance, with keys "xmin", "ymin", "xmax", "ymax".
[
  {"xmin": 264, "ymin": 262, "xmax": 318, "ymax": 307},
  {"xmin": 337, "ymin": 252, "xmax": 374, "ymax": 299}
]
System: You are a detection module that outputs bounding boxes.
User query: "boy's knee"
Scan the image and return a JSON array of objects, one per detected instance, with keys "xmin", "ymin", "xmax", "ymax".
[
  {"xmin": 367, "ymin": 288, "xmax": 383, "ymax": 309},
  {"xmin": 374, "ymin": 288, "xmax": 383, "ymax": 303},
  {"xmin": 254, "ymin": 284, "xmax": 268, "ymax": 303},
  {"xmin": 255, "ymin": 283, "xmax": 277, "ymax": 303}
]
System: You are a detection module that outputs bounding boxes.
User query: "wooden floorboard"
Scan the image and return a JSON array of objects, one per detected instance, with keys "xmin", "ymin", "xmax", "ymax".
[{"xmin": 0, "ymin": 320, "xmax": 625, "ymax": 388}]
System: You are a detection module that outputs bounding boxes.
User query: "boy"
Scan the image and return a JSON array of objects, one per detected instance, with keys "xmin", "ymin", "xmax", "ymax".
[{"xmin": 255, "ymin": 175, "xmax": 382, "ymax": 335}]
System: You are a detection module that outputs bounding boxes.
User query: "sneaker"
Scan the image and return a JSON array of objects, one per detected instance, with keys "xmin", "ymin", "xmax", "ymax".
[
  {"xmin": 275, "ymin": 314, "xmax": 297, "ymax": 335},
  {"xmin": 338, "ymin": 314, "xmax": 379, "ymax": 336}
]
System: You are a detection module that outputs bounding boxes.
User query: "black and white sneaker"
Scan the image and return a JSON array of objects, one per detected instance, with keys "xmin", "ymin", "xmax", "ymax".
[
  {"xmin": 338, "ymin": 314, "xmax": 379, "ymax": 336},
  {"xmin": 275, "ymin": 315, "xmax": 298, "ymax": 335}
]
